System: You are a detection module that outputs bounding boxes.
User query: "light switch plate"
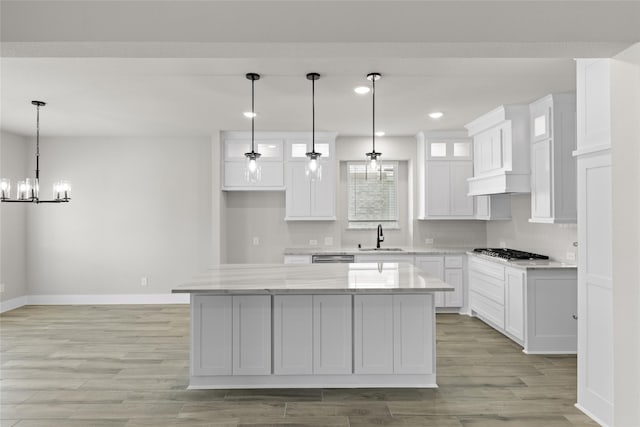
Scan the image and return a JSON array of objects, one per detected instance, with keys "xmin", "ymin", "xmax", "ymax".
[
  {"xmin": 425, "ymin": 238, "xmax": 434, "ymax": 245},
  {"xmin": 0, "ymin": 283, "xmax": 5, "ymax": 293},
  {"xmin": 252, "ymin": 237, "xmax": 260, "ymax": 246},
  {"xmin": 324, "ymin": 237, "xmax": 333, "ymax": 246},
  {"xmin": 566, "ymin": 252, "xmax": 576, "ymax": 261},
  {"xmin": 141, "ymin": 277, "xmax": 148, "ymax": 287},
  {"xmin": 499, "ymin": 241, "xmax": 507, "ymax": 248},
  {"xmin": 309, "ymin": 239, "xmax": 318, "ymax": 246}
]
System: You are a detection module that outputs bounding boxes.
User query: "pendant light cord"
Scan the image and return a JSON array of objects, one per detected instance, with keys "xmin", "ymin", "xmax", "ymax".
[
  {"xmin": 312, "ymin": 76, "xmax": 315, "ymax": 152},
  {"xmin": 372, "ymin": 75, "xmax": 376, "ymax": 153},
  {"xmin": 35, "ymin": 103, "xmax": 40, "ymax": 182},
  {"xmin": 251, "ymin": 77, "xmax": 255, "ymax": 153}
]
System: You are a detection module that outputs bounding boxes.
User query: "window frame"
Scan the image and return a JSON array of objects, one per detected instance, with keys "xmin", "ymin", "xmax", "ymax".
[{"xmin": 346, "ymin": 161, "xmax": 400, "ymax": 229}]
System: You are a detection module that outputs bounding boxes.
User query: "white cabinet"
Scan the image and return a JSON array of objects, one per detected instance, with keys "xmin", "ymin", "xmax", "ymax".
[
  {"xmin": 192, "ymin": 295, "xmax": 232, "ymax": 376},
  {"xmin": 468, "ymin": 256, "xmax": 577, "ymax": 353},
  {"xmin": 575, "ymin": 58, "xmax": 613, "ymax": 427},
  {"xmin": 354, "ymin": 294, "xmax": 434, "ymax": 375},
  {"xmin": 505, "ymin": 267, "xmax": 525, "ymax": 342},
  {"xmin": 414, "ymin": 255, "xmax": 464, "ymax": 309},
  {"xmin": 232, "ymin": 295, "xmax": 271, "ymax": 375},
  {"xmin": 284, "ymin": 134, "xmax": 337, "ymax": 220},
  {"xmin": 474, "ymin": 194, "xmax": 511, "ymax": 220},
  {"xmin": 313, "ymin": 295, "xmax": 352, "ymax": 374},
  {"xmin": 273, "ymin": 296, "xmax": 313, "ymax": 375},
  {"xmin": 222, "ymin": 133, "xmax": 285, "ymax": 190},
  {"xmin": 416, "ymin": 132, "xmax": 475, "ymax": 219},
  {"xmin": 465, "ymin": 105, "xmax": 531, "ymax": 196},
  {"xmin": 354, "ymin": 295, "xmax": 394, "ymax": 374},
  {"xmin": 529, "ymin": 93, "xmax": 577, "ymax": 224},
  {"xmin": 283, "ymin": 255, "xmax": 312, "ymax": 264}
]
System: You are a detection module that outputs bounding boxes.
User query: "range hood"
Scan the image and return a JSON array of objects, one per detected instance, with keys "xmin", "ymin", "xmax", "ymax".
[{"xmin": 464, "ymin": 105, "xmax": 531, "ymax": 196}]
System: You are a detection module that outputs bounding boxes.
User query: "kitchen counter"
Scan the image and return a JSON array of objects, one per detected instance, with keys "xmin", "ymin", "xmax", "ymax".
[
  {"xmin": 466, "ymin": 251, "xmax": 577, "ymax": 269},
  {"xmin": 283, "ymin": 246, "xmax": 474, "ymax": 256},
  {"xmin": 172, "ymin": 263, "xmax": 453, "ymax": 294},
  {"xmin": 173, "ymin": 263, "xmax": 448, "ymax": 389}
]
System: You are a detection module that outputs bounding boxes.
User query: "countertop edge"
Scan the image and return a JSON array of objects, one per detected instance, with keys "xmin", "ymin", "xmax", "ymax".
[
  {"xmin": 466, "ymin": 252, "xmax": 578, "ymax": 269},
  {"xmin": 172, "ymin": 287, "xmax": 453, "ymax": 294}
]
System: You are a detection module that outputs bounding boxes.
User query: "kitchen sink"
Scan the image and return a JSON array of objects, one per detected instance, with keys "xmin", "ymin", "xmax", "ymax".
[{"xmin": 358, "ymin": 247, "xmax": 405, "ymax": 252}]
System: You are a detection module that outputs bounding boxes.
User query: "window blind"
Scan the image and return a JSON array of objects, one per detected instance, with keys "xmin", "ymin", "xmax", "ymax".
[{"xmin": 347, "ymin": 162, "xmax": 398, "ymax": 225}]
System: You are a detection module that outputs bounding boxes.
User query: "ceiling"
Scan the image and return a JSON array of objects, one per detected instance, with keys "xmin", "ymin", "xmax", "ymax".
[{"xmin": 1, "ymin": 1, "xmax": 638, "ymax": 137}]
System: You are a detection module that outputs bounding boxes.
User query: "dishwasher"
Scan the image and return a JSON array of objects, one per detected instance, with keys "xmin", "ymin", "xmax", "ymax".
[{"xmin": 311, "ymin": 254, "xmax": 355, "ymax": 263}]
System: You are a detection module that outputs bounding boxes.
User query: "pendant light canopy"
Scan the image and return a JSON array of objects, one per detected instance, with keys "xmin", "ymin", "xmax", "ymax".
[
  {"xmin": 365, "ymin": 73, "xmax": 382, "ymax": 177},
  {"xmin": 305, "ymin": 72, "xmax": 322, "ymax": 181},
  {"xmin": 0, "ymin": 100, "xmax": 71, "ymax": 204},
  {"xmin": 244, "ymin": 73, "xmax": 262, "ymax": 183}
]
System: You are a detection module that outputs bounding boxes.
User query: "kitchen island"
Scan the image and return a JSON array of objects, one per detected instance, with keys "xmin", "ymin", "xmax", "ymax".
[{"xmin": 172, "ymin": 262, "xmax": 452, "ymax": 389}]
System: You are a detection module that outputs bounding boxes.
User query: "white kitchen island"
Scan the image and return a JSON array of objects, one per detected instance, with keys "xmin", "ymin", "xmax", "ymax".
[{"xmin": 172, "ymin": 262, "xmax": 452, "ymax": 389}]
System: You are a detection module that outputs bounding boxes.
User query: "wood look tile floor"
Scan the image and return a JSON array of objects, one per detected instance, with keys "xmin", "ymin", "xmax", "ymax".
[{"xmin": 0, "ymin": 305, "xmax": 597, "ymax": 427}]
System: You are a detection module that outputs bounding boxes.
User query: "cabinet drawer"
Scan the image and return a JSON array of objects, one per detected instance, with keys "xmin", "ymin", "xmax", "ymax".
[
  {"xmin": 469, "ymin": 257, "xmax": 505, "ymax": 280},
  {"xmin": 283, "ymin": 255, "xmax": 312, "ymax": 264},
  {"xmin": 469, "ymin": 272, "xmax": 504, "ymax": 305},
  {"xmin": 470, "ymin": 290, "xmax": 505, "ymax": 329},
  {"xmin": 444, "ymin": 255, "xmax": 463, "ymax": 268}
]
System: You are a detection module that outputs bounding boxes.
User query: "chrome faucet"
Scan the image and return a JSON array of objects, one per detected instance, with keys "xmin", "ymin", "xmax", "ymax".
[{"xmin": 376, "ymin": 224, "xmax": 384, "ymax": 249}]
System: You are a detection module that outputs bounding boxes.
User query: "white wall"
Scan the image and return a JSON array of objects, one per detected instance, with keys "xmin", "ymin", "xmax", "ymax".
[
  {"xmin": 25, "ymin": 136, "xmax": 212, "ymax": 295},
  {"xmin": 486, "ymin": 194, "xmax": 578, "ymax": 262},
  {"xmin": 0, "ymin": 131, "xmax": 29, "ymax": 303},
  {"xmin": 611, "ymin": 43, "xmax": 640, "ymax": 427}
]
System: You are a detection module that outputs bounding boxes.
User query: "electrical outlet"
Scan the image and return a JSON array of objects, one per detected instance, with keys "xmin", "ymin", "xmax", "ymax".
[
  {"xmin": 252, "ymin": 237, "xmax": 260, "ymax": 246},
  {"xmin": 499, "ymin": 241, "xmax": 507, "ymax": 248},
  {"xmin": 425, "ymin": 238, "xmax": 434, "ymax": 245},
  {"xmin": 324, "ymin": 237, "xmax": 333, "ymax": 246},
  {"xmin": 309, "ymin": 239, "xmax": 318, "ymax": 246},
  {"xmin": 141, "ymin": 277, "xmax": 148, "ymax": 287},
  {"xmin": 566, "ymin": 252, "xmax": 576, "ymax": 261},
  {"xmin": 0, "ymin": 283, "xmax": 5, "ymax": 293}
]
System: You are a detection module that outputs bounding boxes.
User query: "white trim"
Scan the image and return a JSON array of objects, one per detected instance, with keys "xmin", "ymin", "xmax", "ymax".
[
  {"xmin": 572, "ymin": 145, "xmax": 611, "ymax": 158},
  {"xmin": 575, "ymin": 403, "xmax": 610, "ymax": 427},
  {"xmin": 0, "ymin": 295, "xmax": 28, "ymax": 313},
  {"xmin": 0, "ymin": 294, "xmax": 190, "ymax": 309}
]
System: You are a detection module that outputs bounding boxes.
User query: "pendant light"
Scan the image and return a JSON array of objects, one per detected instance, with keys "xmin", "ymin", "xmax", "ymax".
[
  {"xmin": 365, "ymin": 73, "xmax": 382, "ymax": 180},
  {"xmin": 0, "ymin": 101, "xmax": 71, "ymax": 204},
  {"xmin": 305, "ymin": 72, "xmax": 322, "ymax": 181},
  {"xmin": 244, "ymin": 73, "xmax": 262, "ymax": 183}
]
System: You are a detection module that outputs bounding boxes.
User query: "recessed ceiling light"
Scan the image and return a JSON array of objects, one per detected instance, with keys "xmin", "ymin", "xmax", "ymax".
[
  {"xmin": 375, "ymin": 131, "xmax": 385, "ymax": 137},
  {"xmin": 429, "ymin": 111, "xmax": 444, "ymax": 119},
  {"xmin": 354, "ymin": 86, "xmax": 370, "ymax": 95},
  {"xmin": 243, "ymin": 111, "xmax": 257, "ymax": 118}
]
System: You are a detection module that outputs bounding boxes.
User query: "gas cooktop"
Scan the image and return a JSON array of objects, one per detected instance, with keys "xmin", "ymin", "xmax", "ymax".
[{"xmin": 473, "ymin": 248, "xmax": 549, "ymax": 261}]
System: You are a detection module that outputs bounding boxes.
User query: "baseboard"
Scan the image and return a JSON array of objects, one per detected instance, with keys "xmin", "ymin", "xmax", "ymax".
[
  {"xmin": 0, "ymin": 295, "xmax": 28, "ymax": 313},
  {"xmin": 0, "ymin": 293, "xmax": 189, "ymax": 313},
  {"xmin": 575, "ymin": 403, "xmax": 610, "ymax": 427}
]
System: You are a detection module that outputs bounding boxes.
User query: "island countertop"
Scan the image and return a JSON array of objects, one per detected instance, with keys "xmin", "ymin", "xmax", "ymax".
[{"xmin": 172, "ymin": 262, "xmax": 453, "ymax": 294}]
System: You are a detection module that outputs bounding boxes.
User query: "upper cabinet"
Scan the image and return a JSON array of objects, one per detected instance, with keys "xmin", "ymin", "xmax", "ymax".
[
  {"xmin": 416, "ymin": 131, "xmax": 475, "ymax": 220},
  {"xmin": 222, "ymin": 132, "xmax": 285, "ymax": 190},
  {"xmin": 285, "ymin": 133, "xmax": 337, "ymax": 221},
  {"xmin": 465, "ymin": 105, "xmax": 531, "ymax": 196},
  {"xmin": 529, "ymin": 93, "xmax": 577, "ymax": 224}
]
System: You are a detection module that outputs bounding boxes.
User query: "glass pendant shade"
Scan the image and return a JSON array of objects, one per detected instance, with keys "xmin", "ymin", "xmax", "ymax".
[
  {"xmin": 244, "ymin": 73, "xmax": 262, "ymax": 183},
  {"xmin": 0, "ymin": 179, "xmax": 10, "ymax": 200},
  {"xmin": 53, "ymin": 180, "xmax": 71, "ymax": 201},
  {"xmin": 305, "ymin": 152, "xmax": 322, "ymax": 181},
  {"xmin": 244, "ymin": 152, "xmax": 262, "ymax": 183}
]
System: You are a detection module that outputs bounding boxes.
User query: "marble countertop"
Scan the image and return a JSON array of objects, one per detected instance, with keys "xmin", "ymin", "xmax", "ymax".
[
  {"xmin": 466, "ymin": 252, "xmax": 577, "ymax": 270},
  {"xmin": 284, "ymin": 247, "xmax": 475, "ymax": 256},
  {"xmin": 172, "ymin": 263, "xmax": 454, "ymax": 294}
]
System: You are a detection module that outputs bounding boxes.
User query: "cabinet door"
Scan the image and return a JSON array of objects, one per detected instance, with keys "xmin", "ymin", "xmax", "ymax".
[
  {"xmin": 232, "ymin": 296, "xmax": 271, "ymax": 375},
  {"xmin": 313, "ymin": 295, "xmax": 352, "ymax": 374},
  {"xmin": 225, "ymin": 161, "xmax": 284, "ymax": 188},
  {"xmin": 505, "ymin": 268, "xmax": 525, "ymax": 341},
  {"xmin": 310, "ymin": 170, "xmax": 335, "ymax": 217},
  {"xmin": 273, "ymin": 296, "xmax": 313, "ymax": 375},
  {"xmin": 450, "ymin": 162, "xmax": 474, "ymax": 216},
  {"xmin": 426, "ymin": 162, "xmax": 451, "ymax": 216},
  {"xmin": 354, "ymin": 295, "xmax": 393, "ymax": 374},
  {"xmin": 285, "ymin": 162, "xmax": 311, "ymax": 217},
  {"xmin": 531, "ymin": 140, "xmax": 552, "ymax": 219},
  {"xmin": 414, "ymin": 256, "xmax": 445, "ymax": 307},
  {"xmin": 444, "ymin": 269, "xmax": 464, "ymax": 307},
  {"xmin": 192, "ymin": 295, "xmax": 232, "ymax": 376},
  {"xmin": 393, "ymin": 294, "xmax": 434, "ymax": 374}
]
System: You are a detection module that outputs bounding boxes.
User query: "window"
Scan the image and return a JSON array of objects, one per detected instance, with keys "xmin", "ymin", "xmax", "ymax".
[{"xmin": 347, "ymin": 161, "xmax": 399, "ymax": 229}]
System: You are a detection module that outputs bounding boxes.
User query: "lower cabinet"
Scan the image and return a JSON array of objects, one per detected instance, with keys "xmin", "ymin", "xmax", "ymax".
[
  {"xmin": 468, "ymin": 256, "xmax": 577, "ymax": 353},
  {"xmin": 232, "ymin": 295, "xmax": 272, "ymax": 375},
  {"xmin": 273, "ymin": 294, "xmax": 352, "ymax": 375},
  {"xmin": 354, "ymin": 294, "xmax": 434, "ymax": 375},
  {"xmin": 414, "ymin": 255, "xmax": 464, "ymax": 309}
]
